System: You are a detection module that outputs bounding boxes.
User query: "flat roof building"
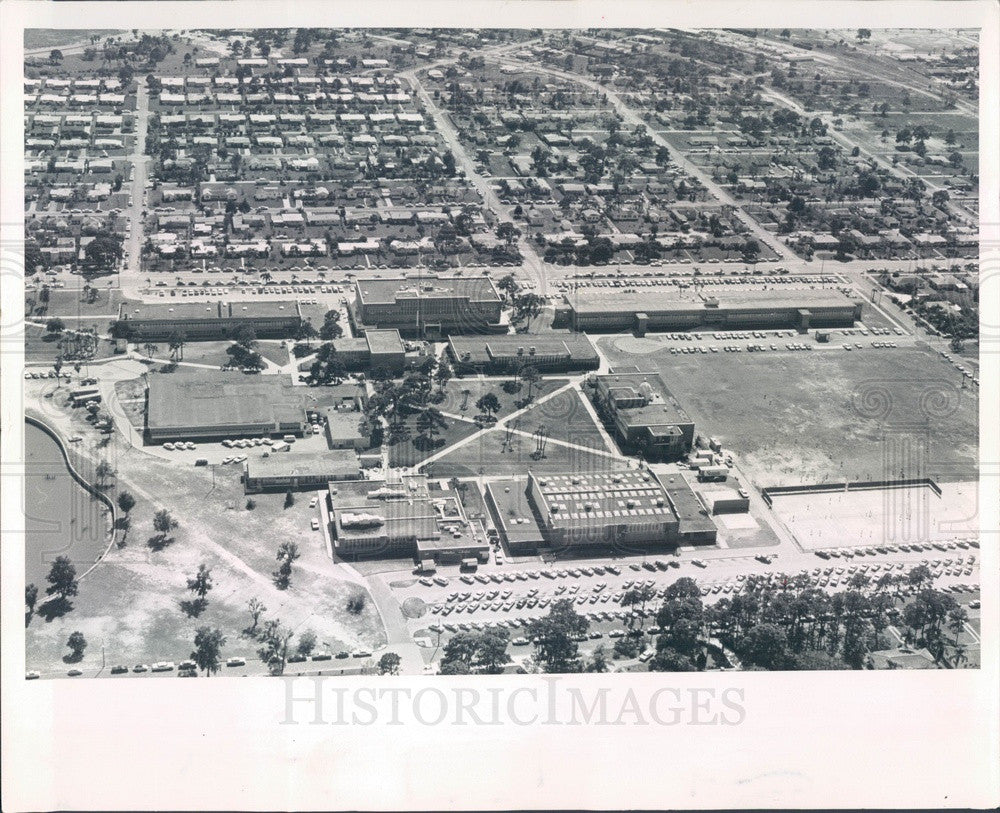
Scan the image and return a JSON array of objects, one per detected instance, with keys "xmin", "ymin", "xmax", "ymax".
[
  {"xmin": 563, "ymin": 287, "xmax": 862, "ymax": 335},
  {"xmin": 592, "ymin": 371, "xmax": 694, "ymax": 461},
  {"xmin": 116, "ymin": 300, "xmax": 301, "ymax": 341},
  {"xmin": 323, "ymin": 407, "xmax": 368, "ymax": 450},
  {"xmin": 353, "ymin": 276, "xmax": 503, "ymax": 338},
  {"xmin": 327, "ymin": 475, "xmax": 489, "ymax": 563},
  {"xmin": 147, "ymin": 371, "xmax": 307, "ymax": 442},
  {"xmin": 331, "ymin": 328, "xmax": 407, "ymax": 373},
  {"xmin": 243, "ymin": 450, "xmax": 361, "ymax": 494},
  {"xmin": 484, "ymin": 469, "xmax": 717, "ymax": 553},
  {"xmin": 448, "ymin": 332, "xmax": 600, "ymax": 374}
]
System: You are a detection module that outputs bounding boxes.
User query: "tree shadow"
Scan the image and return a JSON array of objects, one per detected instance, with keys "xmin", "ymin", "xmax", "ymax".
[
  {"xmin": 502, "ymin": 380, "xmax": 522, "ymax": 395},
  {"xmin": 25, "ymin": 610, "xmax": 34, "ymax": 628},
  {"xmin": 179, "ymin": 597, "xmax": 207, "ymax": 618},
  {"xmin": 147, "ymin": 533, "xmax": 174, "ymax": 552},
  {"xmin": 38, "ymin": 597, "xmax": 73, "ymax": 622},
  {"xmin": 62, "ymin": 651, "xmax": 84, "ymax": 665},
  {"xmin": 412, "ymin": 435, "xmax": 446, "ymax": 452}
]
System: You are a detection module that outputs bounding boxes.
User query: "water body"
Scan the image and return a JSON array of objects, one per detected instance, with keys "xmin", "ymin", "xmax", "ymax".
[{"xmin": 24, "ymin": 422, "xmax": 108, "ymax": 588}]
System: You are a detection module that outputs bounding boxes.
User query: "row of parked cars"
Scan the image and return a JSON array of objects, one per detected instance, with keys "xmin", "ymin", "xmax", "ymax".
[
  {"xmin": 939, "ymin": 350, "xmax": 978, "ymax": 385},
  {"xmin": 816, "ymin": 538, "xmax": 977, "ymax": 559}
]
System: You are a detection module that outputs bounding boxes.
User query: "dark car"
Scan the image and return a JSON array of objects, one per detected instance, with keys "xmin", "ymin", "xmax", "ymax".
[
  {"xmin": 110, "ymin": 665, "xmax": 129, "ymax": 675},
  {"xmin": 335, "ymin": 651, "xmax": 350, "ymax": 660}
]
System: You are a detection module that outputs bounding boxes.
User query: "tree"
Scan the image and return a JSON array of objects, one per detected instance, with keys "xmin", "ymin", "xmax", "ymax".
[
  {"xmin": 622, "ymin": 583, "xmax": 657, "ymax": 634},
  {"xmin": 117, "ymin": 491, "xmax": 136, "ymax": 515},
  {"xmin": 586, "ymin": 644, "xmax": 609, "ymax": 672},
  {"xmin": 377, "ymin": 652, "xmax": 402, "ymax": 675},
  {"xmin": 741, "ymin": 623, "xmax": 790, "ymax": 670},
  {"xmin": 256, "ymin": 618, "xmax": 293, "ymax": 675},
  {"xmin": 234, "ymin": 326, "xmax": 258, "ymax": 350},
  {"xmin": 856, "ymin": 28, "xmax": 872, "ymax": 41},
  {"xmin": 273, "ymin": 541, "xmax": 300, "ymax": 589},
  {"xmin": 46, "ymin": 317, "xmax": 65, "ymax": 334},
  {"xmin": 476, "ymin": 392, "xmax": 501, "ymax": 420},
  {"xmin": 67, "ymin": 631, "xmax": 87, "ymax": 660},
  {"xmin": 347, "ymin": 593, "xmax": 367, "ymax": 614},
  {"xmin": 520, "ymin": 365, "xmax": 541, "ymax": 400},
  {"xmin": 191, "ymin": 627, "xmax": 226, "ymax": 676},
  {"xmin": 50, "ymin": 49, "xmax": 64, "ymax": 64},
  {"xmin": 187, "ymin": 563, "xmax": 213, "ymax": 599},
  {"xmin": 294, "ymin": 320, "xmax": 318, "ymax": 347},
  {"xmin": 95, "ymin": 459, "xmax": 114, "ymax": 485},
  {"xmin": 167, "ymin": 330, "xmax": 186, "ymax": 361},
  {"xmin": 25, "ymin": 583, "xmax": 38, "ymax": 616},
  {"xmin": 46, "ymin": 556, "xmax": 78, "ymax": 601},
  {"xmin": 284, "ymin": 491, "xmax": 295, "ymax": 509},
  {"xmin": 244, "ymin": 597, "xmax": 266, "ymax": 637},
  {"xmin": 474, "ymin": 627, "xmax": 512, "ymax": 674},
  {"xmin": 649, "ymin": 648, "xmax": 697, "ymax": 672},
  {"xmin": 82, "ymin": 231, "xmax": 124, "ymax": 276},
  {"xmin": 297, "ymin": 630, "xmax": 317, "ymax": 657},
  {"xmin": 949, "ymin": 336, "xmax": 965, "ymax": 353},
  {"xmin": 319, "ymin": 309, "xmax": 343, "ymax": 341},
  {"xmin": 528, "ymin": 599, "xmax": 589, "ymax": 673},
  {"xmin": 153, "ymin": 508, "xmax": 178, "ymax": 539},
  {"xmin": 416, "ymin": 405, "xmax": 447, "ymax": 446}
]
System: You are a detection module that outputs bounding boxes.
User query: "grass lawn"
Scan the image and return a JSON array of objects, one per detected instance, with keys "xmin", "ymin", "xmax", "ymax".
[
  {"xmin": 24, "ymin": 400, "xmax": 385, "ymax": 673},
  {"xmin": 386, "ymin": 415, "xmax": 481, "ymax": 469},
  {"xmin": 25, "ymin": 323, "xmax": 121, "ymax": 363},
  {"xmin": 438, "ymin": 377, "xmax": 568, "ymax": 420},
  {"xmin": 513, "ymin": 387, "xmax": 610, "ymax": 449},
  {"xmin": 149, "ymin": 340, "xmax": 288, "ymax": 369},
  {"xmin": 599, "ymin": 337, "xmax": 978, "ymax": 488},
  {"xmin": 425, "ymin": 427, "xmax": 629, "ymax": 478},
  {"xmin": 26, "ymin": 288, "xmax": 127, "ymax": 319}
]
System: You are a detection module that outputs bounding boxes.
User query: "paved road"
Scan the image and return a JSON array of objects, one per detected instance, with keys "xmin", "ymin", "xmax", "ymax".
[
  {"xmin": 124, "ymin": 82, "xmax": 150, "ymax": 278},
  {"xmin": 493, "ymin": 56, "xmax": 799, "ymax": 263},
  {"xmin": 400, "ymin": 71, "xmax": 547, "ymax": 284}
]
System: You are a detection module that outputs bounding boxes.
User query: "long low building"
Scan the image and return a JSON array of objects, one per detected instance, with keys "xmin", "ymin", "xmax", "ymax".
[
  {"xmin": 562, "ymin": 287, "xmax": 863, "ymax": 334},
  {"xmin": 243, "ymin": 450, "xmax": 361, "ymax": 494},
  {"xmin": 448, "ymin": 332, "xmax": 600, "ymax": 374},
  {"xmin": 327, "ymin": 475, "xmax": 490, "ymax": 563},
  {"xmin": 115, "ymin": 300, "xmax": 301, "ymax": 341},
  {"xmin": 352, "ymin": 275, "xmax": 503, "ymax": 338},
  {"xmin": 147, "ymin": 371, "xmax": 307, "ymax": 442},
  {"xmin": 485, "ymin": 469, "xmax": 717, "ymax": 553}
]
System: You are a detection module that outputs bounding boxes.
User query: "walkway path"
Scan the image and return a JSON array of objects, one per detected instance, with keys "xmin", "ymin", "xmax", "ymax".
[{"xmin": 414, "ymin": 378, "xmax": 578, "ymax": 470}]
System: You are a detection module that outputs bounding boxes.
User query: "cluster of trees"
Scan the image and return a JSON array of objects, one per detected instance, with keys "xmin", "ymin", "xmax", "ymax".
[
  {"xmin": 224, "ymin": 327, "xmax": 265, "ymax": 372},
  {"xmin": 272, "ymin": 542, "xmax": 300, "ymax": 590},
  {"xmin": 439, "ymin": 627, "xmax": 513, "ymax": 674},
  {"xmin": 361, "ymin": 355, "xmax": 454, "ymax": 449},
  {"xmin": 512, "ymin": 564, "xmax": 968, "ymax": 673}
]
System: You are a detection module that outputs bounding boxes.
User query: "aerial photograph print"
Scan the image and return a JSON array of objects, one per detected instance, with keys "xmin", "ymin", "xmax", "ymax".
[{"xmin": 22, "ymin": 25, "xmax": 984, "ymax": 681}]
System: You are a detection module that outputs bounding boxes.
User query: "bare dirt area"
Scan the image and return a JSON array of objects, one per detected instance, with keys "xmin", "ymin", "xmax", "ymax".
[{"xmin": 24, "ymin": 391, "xmax": 385, "ymax": 673}]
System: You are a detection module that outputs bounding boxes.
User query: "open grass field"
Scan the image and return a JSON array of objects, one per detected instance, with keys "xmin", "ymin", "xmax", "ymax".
[
  {"xmin": 27, "ymin": 288, "xmax": 128, "ymax": 320},
  {"xmin": 437, "ymin": 377, "xmax": 568, "ymax": 420},
  {"xmin": 386, "ymin": 415, "xmax": 481, "ymax": 469},
  {"xmin": 25, "ymin": 323, "xmax": 121, "ymax": 363},
  {"xmin": 513, "ymin": 386, "xmax": 611, "ymax": 449},
  {"xmin": 599, "ymin": 337, "xmax": 978, "ymax": 487},
  {"xmin": 424, "ymin": 426, "xmax": 628, "ymax": 478}
]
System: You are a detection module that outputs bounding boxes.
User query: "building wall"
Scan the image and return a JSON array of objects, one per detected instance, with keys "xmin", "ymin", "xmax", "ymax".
[
  {"xmin": 120, "ymin": 314, "xmax": 300, "ymax": 341},
  {"xmin": 571, "ymin": 302, "xmax": 860, "ymax": 333}
]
